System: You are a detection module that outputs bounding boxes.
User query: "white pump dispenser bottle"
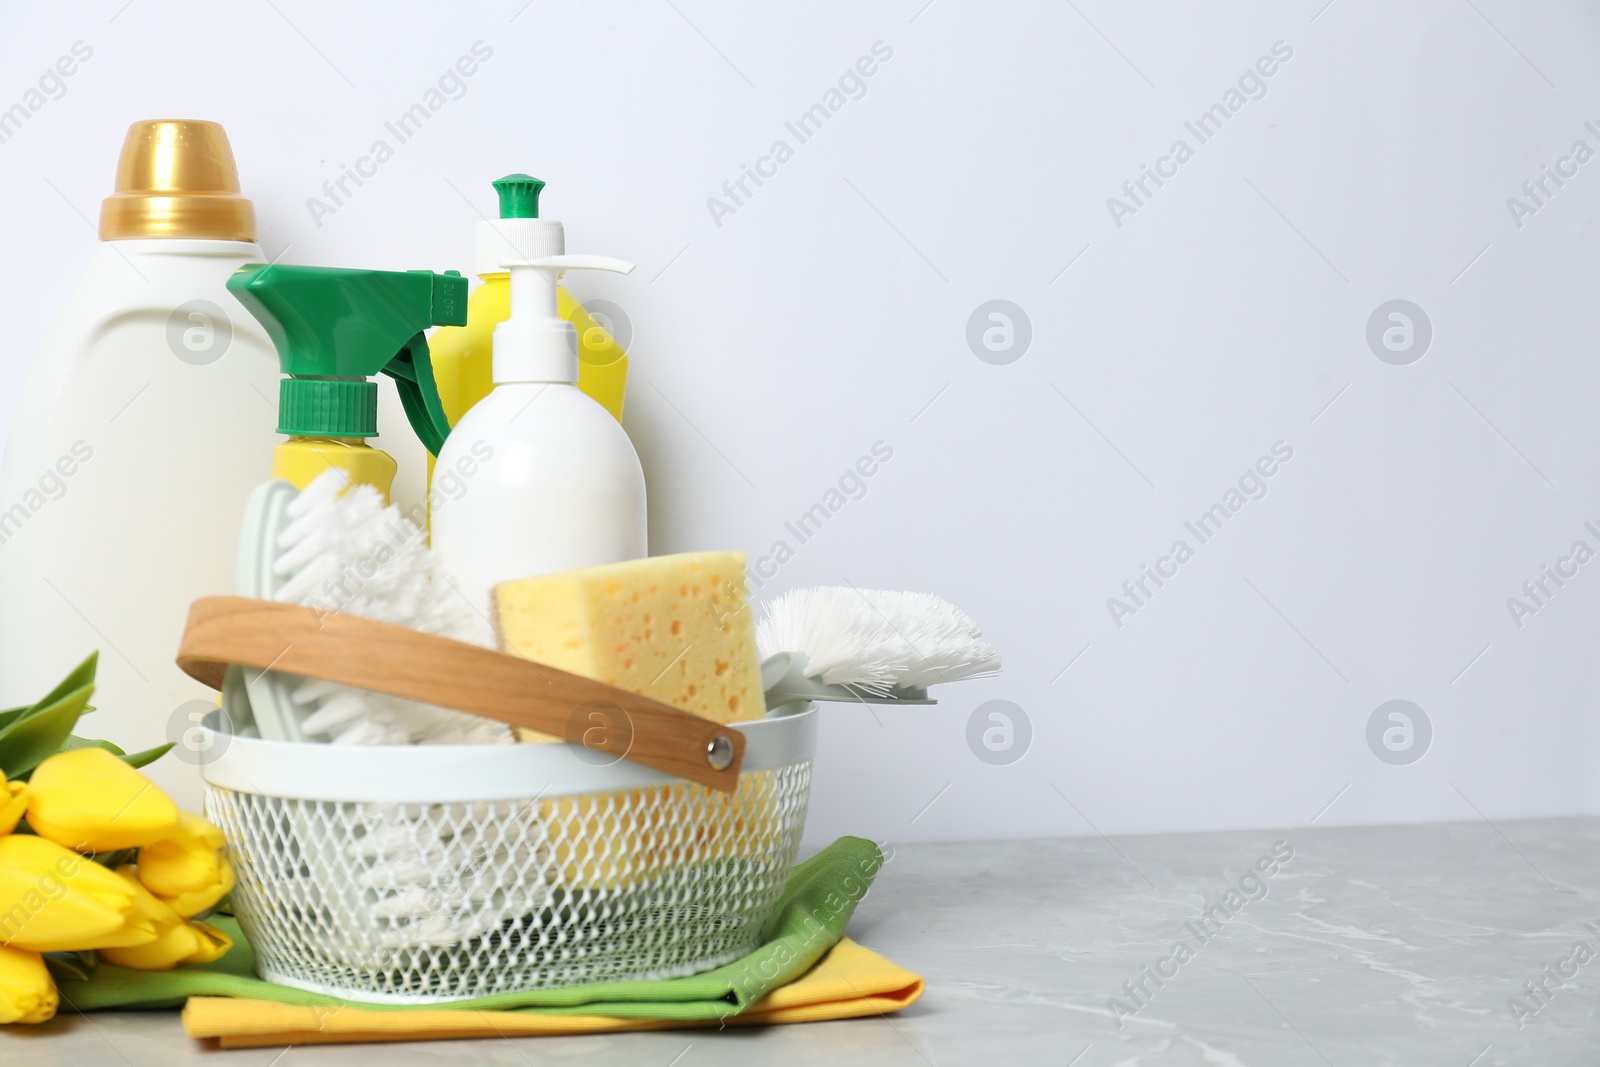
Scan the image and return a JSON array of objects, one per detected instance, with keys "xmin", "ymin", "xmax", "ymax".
[{"xmin": 431, "ymin": 176, "xmax": 645, "ymax": 617}]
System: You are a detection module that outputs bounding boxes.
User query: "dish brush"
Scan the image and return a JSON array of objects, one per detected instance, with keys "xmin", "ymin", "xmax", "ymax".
[
  {"xmin": 234, "ymin": 468, "xmax": 509, "ymax": 745},
  {"xmin": 231, "ymin": 468, "xmax": 520, "ymax": 949},
  {"xmin": 756, "ymin": 586, "xmax": 1000, "ymax": 707}
]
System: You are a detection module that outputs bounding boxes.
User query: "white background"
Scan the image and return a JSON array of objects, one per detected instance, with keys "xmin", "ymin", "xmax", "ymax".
[{"xmin": 1, "ymin": 0, "xmax": 1596, "ymax": 847}]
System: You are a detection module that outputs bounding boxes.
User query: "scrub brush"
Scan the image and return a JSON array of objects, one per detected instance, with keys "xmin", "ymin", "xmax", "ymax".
[
  {"xmin": 756, "ymin": 586, "xmax": 1000, "ymax": 707},
  {"xmin": 234, "ymin": 468, "xmax": 510, "ymax": 745},
  {"xmin": 230, "ymin": 468, "xmax": 530, "ymax": 950}
]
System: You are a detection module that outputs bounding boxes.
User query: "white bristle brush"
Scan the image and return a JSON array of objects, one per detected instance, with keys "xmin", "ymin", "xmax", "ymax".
[
  {"xmin": 236, "ymin": 468, "xmax": 510, "ymax": 746},
  {"xmin": 755, "ymin": 586, "xmax": 1000, "ymax": 707},
  {"xmin": 230, "ymin": 469, "xmax": 536, "ymax": 949}
]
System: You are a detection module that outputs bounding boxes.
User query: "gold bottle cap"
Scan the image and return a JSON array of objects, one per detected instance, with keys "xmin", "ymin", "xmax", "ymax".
[{"xmin": 98, "ymin": 120, "xmax": 256, "ymax": 242}]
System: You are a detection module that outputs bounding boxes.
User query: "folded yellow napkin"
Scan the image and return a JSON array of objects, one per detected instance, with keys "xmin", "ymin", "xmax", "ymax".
[
  {"xmin": 183, "ymin": 938, "xmax": 923, "ymax": 1047},
  {"xmin": 57, "ymin": 836, "xmax": 923, "ymax": 1046}
]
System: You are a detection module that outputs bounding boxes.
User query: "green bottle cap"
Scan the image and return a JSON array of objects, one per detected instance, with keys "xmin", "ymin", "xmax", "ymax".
[
  {"xmin": 278, "ymin": 379, "xmax": 378, "ymax": 438},
  {"xmin": 493, "ymin": 173, "xmax": 545, "ymax": 219}
]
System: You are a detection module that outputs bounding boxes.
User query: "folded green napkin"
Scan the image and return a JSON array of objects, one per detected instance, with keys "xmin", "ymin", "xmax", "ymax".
[{"xmin": 58, "ymin": 836, "xmax": 883, "ymax": 1021}]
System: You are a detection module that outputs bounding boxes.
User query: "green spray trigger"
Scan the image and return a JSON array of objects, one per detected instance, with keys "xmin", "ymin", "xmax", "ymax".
[{"xmin": 226, "ymin": 265, "xmax": 467, "ymax": 456}]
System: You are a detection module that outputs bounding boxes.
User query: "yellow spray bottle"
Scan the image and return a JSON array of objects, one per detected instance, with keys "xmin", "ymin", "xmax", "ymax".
[
  {"xmin": 430, "ymin": 174, "xmax": 628, "ymax": 436},
  {"xmin": 225, "ymin": 265, "xmax": 465, "ymax": 501}
]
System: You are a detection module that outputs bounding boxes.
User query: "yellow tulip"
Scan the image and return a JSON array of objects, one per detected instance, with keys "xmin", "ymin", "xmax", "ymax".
[
  {"xmin": 97, "ymin": 919, "xmax": 225, "ymax": 970},
  {"xmin": 25, "ymin": 748, "xmax": 179, "ymax": 851},
  {"xmin": 0, "ymin": 944, "xmax": 56, "ymax": 1024},
  {"xmin": 136, "ymin": 812, "xmax": 233, "ymax": 917},
  {"xmin": 0, "ymin": 774, "xmax": 24, "ymax": 836},
  {"xmin": 177, "ymin": 918, "xmax": 232, "ymax": 965},
  {"xmin": 96, "ymin": 867, "xmax": 232, "ymax": 970},
  {"xmin": 0, "ymin": 835, "xmax": 156, "ymax": 952}
]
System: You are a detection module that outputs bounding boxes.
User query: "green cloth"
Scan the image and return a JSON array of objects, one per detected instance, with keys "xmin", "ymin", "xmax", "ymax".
[{"xmin": 58, "ymin": 836, "xmax": 883, "ymax": 1021}]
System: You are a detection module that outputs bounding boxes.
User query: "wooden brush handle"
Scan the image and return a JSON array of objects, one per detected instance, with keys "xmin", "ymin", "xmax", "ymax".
[{"xmin": 176, "ymin": 596, "xmax": 746, "ymax": 792}]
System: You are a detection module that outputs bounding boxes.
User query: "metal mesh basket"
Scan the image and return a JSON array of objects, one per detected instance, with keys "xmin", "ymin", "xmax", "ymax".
[{"xmin": 197, "ymin": 705, "xmax": 815, "ymax": 1003}]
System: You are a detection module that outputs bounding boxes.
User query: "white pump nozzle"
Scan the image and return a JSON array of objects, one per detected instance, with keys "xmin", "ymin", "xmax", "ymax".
[
  {"xmin": 493, "ymin": 249, "xmax": 635, "ymax": 385},
  {"xmin": 527, "ymin": 254, "xmax": 635, "ymax": 275}
]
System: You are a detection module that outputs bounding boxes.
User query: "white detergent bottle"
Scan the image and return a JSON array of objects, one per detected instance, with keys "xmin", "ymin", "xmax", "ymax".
[
  {"xmin": 432, "ymin": 175, "xmax": 645, "ymax": 617},
  {"xmin": 0, "ymin": 121, "xmax": 280, "ymax": 806}
]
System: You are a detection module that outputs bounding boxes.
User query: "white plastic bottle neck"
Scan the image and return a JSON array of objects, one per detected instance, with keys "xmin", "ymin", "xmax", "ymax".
[
  {"xmin": 102, "ymin": 238, "xmax": 264, "ymax": 259},
  {"xmin": 492, "ymin": 264, "xmax": 577, "ymax": 384},
  {"xmin": 474, "ymin": 211, "xmax": 633, "ymax": 386}
]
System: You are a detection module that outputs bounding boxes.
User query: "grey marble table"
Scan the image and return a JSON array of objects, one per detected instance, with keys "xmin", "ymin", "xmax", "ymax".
[{"xmin": 7, "ymin": 818, "xmax": 1598, "ymax": 1065}]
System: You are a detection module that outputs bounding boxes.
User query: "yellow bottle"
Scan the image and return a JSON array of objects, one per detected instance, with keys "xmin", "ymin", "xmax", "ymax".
[
  {"xmin": 428, "ymin": 175, "xmax": 629, "ymax": 501},
  {"xmin": 271, "ymin": 437, "xmax": 398, "ymax": 499}
]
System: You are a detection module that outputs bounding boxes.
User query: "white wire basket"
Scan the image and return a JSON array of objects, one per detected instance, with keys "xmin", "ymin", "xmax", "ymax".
[{"xmin": 196, "ymin": 702, "xmax": 815, "ymax": 1004}]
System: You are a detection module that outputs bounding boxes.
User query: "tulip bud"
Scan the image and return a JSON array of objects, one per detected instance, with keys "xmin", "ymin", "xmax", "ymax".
[
  {"xmin": 137, "ymin": 813, "xmax": 234, "ymax": 917},
  {"xmin": 177, "ymin": 919, "xmax": 232, "ymax": 966},
  {"xmin": 0, "ymin": 835, "xmax": 157, "ymax": 953},
  {"xmin": 0, "ymin": 944, "xmax": 56, "ymax": 1024},
  {"xmin": 0, "ymin": 773, "xmax": 24, "ymax": 837},
  {"xmin": 25, "ymin": 748, "xmax": 179, "ymax": 852},
  {"xmin": 96, "ymin": 867, "xmax": 232, "ymax": 970}
]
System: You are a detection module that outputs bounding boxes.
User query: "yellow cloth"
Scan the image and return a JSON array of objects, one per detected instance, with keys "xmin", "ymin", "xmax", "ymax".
[{"xmin": 182, "ymin": 939, "xmax": 922, "ymax": 1047}]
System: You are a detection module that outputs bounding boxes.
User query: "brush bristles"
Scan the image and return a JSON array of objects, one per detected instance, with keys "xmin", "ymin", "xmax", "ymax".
[
  {"xmin": 756, "ymin": 586, "xmax": 1000, "ymax": 695},
  {"xmin": 271, "ymin": 469, "xmax": 510, "ymax": 746}
]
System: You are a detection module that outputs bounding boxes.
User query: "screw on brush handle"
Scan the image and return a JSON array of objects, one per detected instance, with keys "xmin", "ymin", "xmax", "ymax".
[{"xmin": 176, "ymin": 596, "xmax": 746, "ymax": 792}]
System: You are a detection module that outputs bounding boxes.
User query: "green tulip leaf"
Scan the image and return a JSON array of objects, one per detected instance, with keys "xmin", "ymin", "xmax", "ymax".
[
  {"xmin": 0, "ymin": 683, "xmax": 95, "ymax": 779},
  {"xmin": 118, "ymin": 742, "xmax": 175, "ymax": 769},
  {"xmin": 33, "ymin": 652, "xmax": 99, "ymax": 711},
  {"xmin": 42, "ymin": 951, "xmax": 97, "ymax": 984},
  {"xmin": 56, "ymin": 735, "xmax": 125, "ymax": 756},
  {"xmin": 0, "ymin": 654, "xmax": 101, "ymax": 739}
]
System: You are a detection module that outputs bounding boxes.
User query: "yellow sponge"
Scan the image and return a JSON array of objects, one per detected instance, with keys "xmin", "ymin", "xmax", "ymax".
[{"xmin": 492, "ymin": 551, "xmax": 768, "ymax": 736}]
